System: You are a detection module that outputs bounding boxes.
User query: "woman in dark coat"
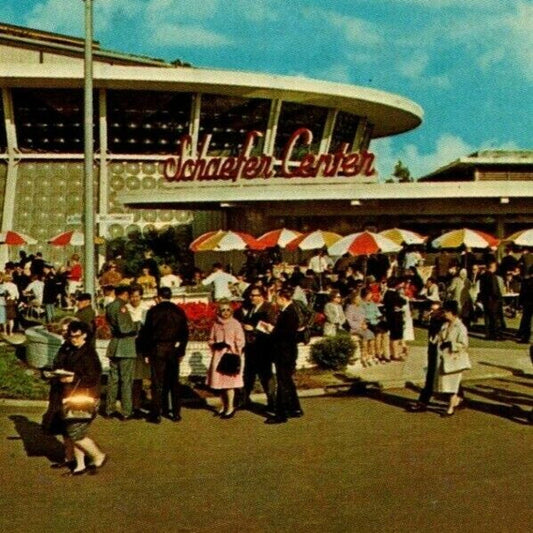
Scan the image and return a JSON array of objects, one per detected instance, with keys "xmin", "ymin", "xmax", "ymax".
[{"xmin": 47, "ymin": 320, "xmax": 106, "ymax": 476}]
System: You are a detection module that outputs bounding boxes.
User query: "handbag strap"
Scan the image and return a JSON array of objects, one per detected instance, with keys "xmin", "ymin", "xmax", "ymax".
[{"xmin": 67, "ymin": 379, "xmax": 82, "ymax": 398}]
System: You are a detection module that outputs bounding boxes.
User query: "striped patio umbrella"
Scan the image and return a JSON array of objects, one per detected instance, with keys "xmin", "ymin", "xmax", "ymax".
[
  {"xmin": 379, "ymin": 228, "xmax": 427, "ymax": 246},
  {"xmin": 48, "ymin": 230, "xmax": 104, "ymax": 246},
  {"xmin": 189, "ymin": 230, "xmax": 264, "ymax": 252},
  {"xmin": 285, "ymin": 230, "xmax": 342, "ymax": 251},
  {"xmin": 431, "ymin": 228, "xmax": 499, "ymax": 249},
  {"xmin": 328, "ymin": 231, "xmax": 402, "ymax": 256},
  {"xmin": 189, "ymin": 230, "xmax": 225, "ymax": 252},
  {"xmin": 0, "ymin": 230, "xmax": 37, "ymax": 245},
  {"xmin": 503, "ymin": 228, "xmax": 533, "ymax": 247},
  {"xmin": 256, "ymin": 228, "xmax": 302, "ymax": 248}
]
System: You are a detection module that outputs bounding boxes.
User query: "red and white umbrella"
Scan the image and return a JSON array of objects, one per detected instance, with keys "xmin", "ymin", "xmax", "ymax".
[
  {"xmin": 379, "ymin": 228, "xmax": 427, "ymax": 246},
  {"xmin": 503, "ymin": 228, "xmax": 533, "ymax": 247},
  {"xmin": 286, "ymin": 230, "xmax": 342, "ymax": 251},
  {"xmin": 48, "ymin": 230, "xmax": 104, "ymax": 246},
  {"xmin": 431, "ymin": 228, "xmax": 499, "ymax": 250},
  {"xmin": 0, "ymin": 230, "xmax": 37, "ymax": 245},
  {"xmin": 189, "ymin": 230, "xmax": 264, "ymax": 252},
  {"xmin": 328, "ymin": 231, "xmax": 402, "ymax": 256},
  {"xmin": 256, "ymin": 228, "xmax": 302, "ymax": 248}
]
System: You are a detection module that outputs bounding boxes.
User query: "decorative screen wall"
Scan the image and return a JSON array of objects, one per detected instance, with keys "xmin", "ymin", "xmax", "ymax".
[
  {"xmin": 107, "ymin": 160, "xmax": 192, "ymax": 239},
  {"xmin": 12, "ymin": 161, "xmax": 98, "ymax": 248}
]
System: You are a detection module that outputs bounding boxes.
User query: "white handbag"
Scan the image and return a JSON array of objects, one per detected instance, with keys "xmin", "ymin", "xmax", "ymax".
[{"xmin": 442, "ymin": 352, "xmax": 472, "ymax": 374}]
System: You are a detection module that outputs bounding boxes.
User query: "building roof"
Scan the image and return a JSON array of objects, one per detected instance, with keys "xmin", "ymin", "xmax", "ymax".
[
  {"xmin": 0, "ymin": 23, "xmax": 422, "ymax": 139},
  {"xmin": 0, "ymin": 21, "xmax": 188, "ymax": 67},
  {"xmin": 419, "ymin": 150, "xmax": 533, "ymax": 182}
]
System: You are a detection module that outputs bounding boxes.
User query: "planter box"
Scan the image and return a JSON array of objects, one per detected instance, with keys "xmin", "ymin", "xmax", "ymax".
[
  {"xmin": 24, "ymin": 326, "xmax": 110, "ymax": 372},
  {"xmin": 181, "ymin": 339, "xmax": 319, "ymax": 377}
]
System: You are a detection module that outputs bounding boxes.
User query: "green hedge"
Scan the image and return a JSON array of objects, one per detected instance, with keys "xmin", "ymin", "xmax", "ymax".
[{"xmin": 310, "ymin": 332, "xmax": 357, "ymax": 370}]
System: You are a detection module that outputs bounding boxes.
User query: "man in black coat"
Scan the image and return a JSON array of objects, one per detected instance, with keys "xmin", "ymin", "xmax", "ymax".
[
  {"xmin": 408, "ymin": 301, "xmax": 446, "ymax": 412},
  {"xmin": 478, "ymin": 261, "xmax": 503, "ymax": 340},
  {"xmin": 517, "ymin": 265, "xmax": 533, "ymax": 344},
  {"xmin": 265, "ymin": 286, "xmax": 302, "ymax": 424},
  {"xmin": 240, "ymin": 286, "xmax": 277, "ymax": 411},
  {"xmin": 139, "ymin": 287, "xmax": 189, "ymax": 424}
]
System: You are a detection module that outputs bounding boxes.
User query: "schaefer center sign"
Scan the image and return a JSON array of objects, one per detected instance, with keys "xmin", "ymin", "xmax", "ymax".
[{"xmin": 163, "ymin": 128, "xmax": 376, "ymax": 183}]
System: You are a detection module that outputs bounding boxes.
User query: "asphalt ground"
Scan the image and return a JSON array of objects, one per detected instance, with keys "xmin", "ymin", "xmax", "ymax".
[{"xmin": 1, "ymin": 376, "xmax": 531, "ymax": 533}]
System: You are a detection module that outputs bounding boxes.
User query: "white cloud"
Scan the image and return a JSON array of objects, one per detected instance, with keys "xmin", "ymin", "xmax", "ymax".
[
  {"xmin": 384, "ymin": 0, "xmax": 506, "ymax": 8},
  {"xmin": 317, "ymin": 10, "xmax": 383, "ymax": 47},
  {"xmin": 151, "ymin": 23, "xmax": 233, "ymax": 48},
  {"xmin": 234, "ymin": 0, "xmax": 279, "ymax": 22},
  {"xmin": 25, "ymin": 0, "xmax": 84, "ymax": 35},
  {"xmin": 25, "ymin": 0, "xmax": 145, "ymax": 34},
  {"xmin": 373, "ymin": 134, "xmax": 520, "ymax": 181},
  {"xmin": 317, "ymin": 63, "xmax": 352, "ymax": 84},
  {"xmin": 373, "ymin": 134, "xmax": 474, "ymax": 180}
]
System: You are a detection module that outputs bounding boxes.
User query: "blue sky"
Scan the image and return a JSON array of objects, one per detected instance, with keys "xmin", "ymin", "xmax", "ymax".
[{"xmin": 1, "ymin": 0, "xmax": 531, "ymax": 178}]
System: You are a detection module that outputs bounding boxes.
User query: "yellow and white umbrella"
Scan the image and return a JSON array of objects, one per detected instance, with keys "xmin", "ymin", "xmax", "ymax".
[
  {"xmin": 379, "ymin": 228, "xmax": 427, "ymax": 246},
  {"xmin": 285, "ymin": 230, "xmax": 342, "ymax": 251},
  {"xmin": 503, "ymin": 228, "xmax": 533, "ymax": 247},
  {"xmin": 431, "ymin": 228, "xmax": 499, "ymax": 249}
]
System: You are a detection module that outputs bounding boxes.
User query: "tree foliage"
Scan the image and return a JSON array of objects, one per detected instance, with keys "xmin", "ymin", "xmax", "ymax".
[
  {"xmin": 106, "ymin": 226, "xmax": 194, "ymax": 278},
  {"xmin": 393, "ymin": 160, "xmax": 412, "ymax": 182}
]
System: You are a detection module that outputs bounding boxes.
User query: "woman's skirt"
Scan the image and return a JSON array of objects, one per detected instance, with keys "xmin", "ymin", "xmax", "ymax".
[{"xmin": 64, "ymin": 420, "xmax": 92, "ymax": 441}]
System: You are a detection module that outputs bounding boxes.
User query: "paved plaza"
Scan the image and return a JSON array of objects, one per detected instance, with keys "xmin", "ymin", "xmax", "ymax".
[{"xmin": 1, "ymin": 374, "xmax": 531, "ymax": 533}]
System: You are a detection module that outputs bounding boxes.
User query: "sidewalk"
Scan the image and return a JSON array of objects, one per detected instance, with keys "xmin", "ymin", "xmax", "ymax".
[{"xmin": 343, "ymin": 344, "xmax": 531, "ymax": 390}]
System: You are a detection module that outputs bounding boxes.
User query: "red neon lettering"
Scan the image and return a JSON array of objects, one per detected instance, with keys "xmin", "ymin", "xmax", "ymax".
[
  {"xmin": 163, "ymin": 128, "xmax": 375, "ymax": 182},
  {"xmin": 280, "ymin": 128, "xmax": 313, "ymax": 177}
]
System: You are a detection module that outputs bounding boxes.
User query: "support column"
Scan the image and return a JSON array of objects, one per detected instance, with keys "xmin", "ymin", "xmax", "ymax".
[
  {"xmin": 319, "ymin": 109, "xmax": 337, "ymax": 154},
  {"xmin": 189, "ymin": 93, "xmax": 201, "ymax": 155},
  {"xmin": 263, "ymin": 99, "xmax": 282, "ymax": 156}
]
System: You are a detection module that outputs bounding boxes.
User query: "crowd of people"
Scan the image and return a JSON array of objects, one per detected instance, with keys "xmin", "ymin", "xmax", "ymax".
[{"xmin": 10, "ymin": 240, "xmax": 532, "ymax": 476}]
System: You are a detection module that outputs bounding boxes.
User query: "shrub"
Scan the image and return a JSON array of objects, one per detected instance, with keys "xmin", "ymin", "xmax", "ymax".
[{"xmin": 310, "ymin": 332, "xmax": 357, "ymax": 370}]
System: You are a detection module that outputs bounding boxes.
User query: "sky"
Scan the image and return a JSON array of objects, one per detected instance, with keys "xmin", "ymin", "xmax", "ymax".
[{"xmin": 0, "ymin": 0, "xmax": 531, "ymax": 179}]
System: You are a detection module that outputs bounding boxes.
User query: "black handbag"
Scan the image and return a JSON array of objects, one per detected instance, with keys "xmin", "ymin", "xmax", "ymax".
[{"xmin": 216, "ymin": 352, "xmax": 241, "ymax": 376}]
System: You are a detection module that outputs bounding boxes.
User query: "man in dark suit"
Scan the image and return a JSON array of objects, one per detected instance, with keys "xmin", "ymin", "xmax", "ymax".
[
  {"xmin": 240, "ymin": 286, "xmax": 277, "ymax": 411},
  {"xmin": 139, "ymin": 287, "xmax": 189, "ymax": 424},
  {"xmin": 478, "ymin": 261, "xmax": 503, "ymax": 340},
  {"xmin": 265, "ymin": 286, "xmax": 302, "ymax": 424}
]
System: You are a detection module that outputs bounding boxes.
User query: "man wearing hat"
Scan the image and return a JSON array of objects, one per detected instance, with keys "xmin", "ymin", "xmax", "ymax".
[{"xmin": 75, "ymin": 292, "xmax": 96, "ymax": 343}]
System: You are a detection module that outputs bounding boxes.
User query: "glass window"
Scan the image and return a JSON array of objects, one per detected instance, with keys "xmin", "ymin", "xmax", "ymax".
[
  {"xmin": 107, "ymin": 91, "xmax": 192, "ymax": 154},
  {"xmin": 13, "ymin": 89, "xmax": 98, "ymax": 153},
  {"xmin": 199, "ymin": 95, "xmax": 270, "ymax": 156},
  {"xmin": 330, "ymin": 112, "xmax": 359, "ymax": 152},
  {"xmin": 274, "ymin": 102, "xmax": 328, "ymax": 159}
]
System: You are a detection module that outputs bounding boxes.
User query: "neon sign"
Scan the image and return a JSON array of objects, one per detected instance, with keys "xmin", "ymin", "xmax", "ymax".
[{"xmin": 163, "ymin": 127, "xmax": 375, "ymax": 182}]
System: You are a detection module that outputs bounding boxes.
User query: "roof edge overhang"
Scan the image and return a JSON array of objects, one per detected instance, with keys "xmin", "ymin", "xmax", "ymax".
[
  {"xmin": 118, "ymin": 180, "xmax": 533, "ymax": 206},
  {"xmin": 0, "ymin": 63, "xmax": 423, "ymax": 138}
]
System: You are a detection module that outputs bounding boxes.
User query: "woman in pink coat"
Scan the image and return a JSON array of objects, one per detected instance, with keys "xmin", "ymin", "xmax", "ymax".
[{"xmin": 207, "ymin": 300, "xmax": 245, "ymax": 419}]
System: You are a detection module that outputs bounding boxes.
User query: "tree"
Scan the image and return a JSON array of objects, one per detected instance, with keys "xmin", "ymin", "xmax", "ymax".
[{"xmin": 393, "ymin": 160, "xmax": 412, "ymax": 182}]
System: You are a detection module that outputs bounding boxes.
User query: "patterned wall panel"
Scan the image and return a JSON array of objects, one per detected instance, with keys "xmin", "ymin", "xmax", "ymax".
[
  {"xmin": 12, "ymin": 162, "xmax": 98, "ymax": 258},
  {"xmin": 106, "ymin": 160, "xmax": 193, "ymax": 239}
]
